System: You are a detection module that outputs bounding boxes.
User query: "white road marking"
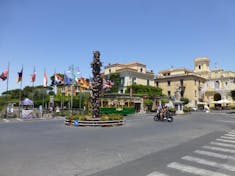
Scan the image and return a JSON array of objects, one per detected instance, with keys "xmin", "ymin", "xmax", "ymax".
[
  {"xmin": 182, "ymin": 155, "xmax": 235, "ymax": 172},
  {"xmin": 228, "ymin": 132, "xmax": 235, "ymax": 135},
  {"xmin": 194, "ymin": 150, "xmax": 235, "ymax": 161},
  {"xmin": 216, "ymin": 138, "xmax": 235, "ymax": 143},
  {"xmin": 146, "ymin": 171, "xmax": 169, "ymax": 176},
  {"xmin": 225, "ymin": 134, "xmax": 235, "ymax": 137},
  {"xmin": 221, "ymin": 136, "xmax": 235, "ymax": 140},
  {"xmin": 202, "ymin": 145, "xmax": 235, "ymax": 154},
  {"xmin": 210, "ymin": 141, "xmax": 235, "ymax": 149},
  {"xmin": 167, "ymin": 162, "xmax": 230, "ymax": 176}
]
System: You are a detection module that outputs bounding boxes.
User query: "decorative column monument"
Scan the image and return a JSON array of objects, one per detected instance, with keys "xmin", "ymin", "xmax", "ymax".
[{"xmin": 90, "ymin": 51, "xmax": 103, "ymax": 118}]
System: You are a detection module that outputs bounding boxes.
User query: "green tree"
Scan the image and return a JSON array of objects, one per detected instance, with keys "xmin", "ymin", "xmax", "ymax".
[{"xmin": 125, "ymin": 84, "xmax": 163, "ymax": 97}]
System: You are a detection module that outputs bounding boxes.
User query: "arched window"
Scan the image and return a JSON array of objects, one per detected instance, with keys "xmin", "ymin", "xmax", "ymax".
[{"xmin": 215, "ymin": 80, "xmax": 220, "ymax": 89}]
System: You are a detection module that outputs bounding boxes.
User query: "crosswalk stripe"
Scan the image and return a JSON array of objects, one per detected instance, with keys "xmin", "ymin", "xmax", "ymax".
[
  {"xmin": 225, "ymin": 134, "xmax": 235, "ymax": 137},
  {"xmin": 228, "ymin": 132, "xmax": 235, "ymax": 135},
  {"xmin": 146, "ymin": 171, "xmax": 169, "ymax": 176},
  {"xmin": 182, "ymin": 155, "xmax": 235, "ymax": 172},
  {"xmin": 202, "ymin": 145, "xmax": 235, "ymax": 154},
  {"xmin": 194, "ymin": 150, "xmax": 235, "ymax": 161},
  {"xmin": 167, "ymin": 162, "xmax": 229, "ymax": 176},
  {"xmin": 210, "ymin": 141, "xmax": 235, "ymax": 149},
  {"xmin": 221, "ymin": 136, "xmax": 235, "ymax": 140},
  {"xmin": 216, "ymin": 138, "xmax": 235, "ymax": 143}
]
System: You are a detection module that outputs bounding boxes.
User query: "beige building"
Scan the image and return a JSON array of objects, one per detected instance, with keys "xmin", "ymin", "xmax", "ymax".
[
  {"xmin": 155, "ymin": 57, "xmax": 235, "ymax": 108},
  {"xmin": 194, "ymin": 57, "xmax": 235, "ymax": 108},
  {"xmin": 104, "ymin": 62, "xmax": 155, "ymax": 94},
  {"xmin": 155, "ymin": 68, "xmax": 206, "ymax": 107}
]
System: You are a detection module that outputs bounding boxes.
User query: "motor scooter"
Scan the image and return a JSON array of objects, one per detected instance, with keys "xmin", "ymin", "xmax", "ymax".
[{"xmin": 154, "ymin": 110, "xmax": 173, "ymax": 122}]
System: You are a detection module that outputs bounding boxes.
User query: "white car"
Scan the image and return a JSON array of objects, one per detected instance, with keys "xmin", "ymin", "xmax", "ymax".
[{"xmin": 192, "ymin": 107, "xmax": 198, "ymax": 111}]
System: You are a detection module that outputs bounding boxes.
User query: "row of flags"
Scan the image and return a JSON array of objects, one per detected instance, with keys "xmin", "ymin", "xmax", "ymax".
[{"xmin": 0, "ymin": 67, "xmax": 114, "ymax": 90}]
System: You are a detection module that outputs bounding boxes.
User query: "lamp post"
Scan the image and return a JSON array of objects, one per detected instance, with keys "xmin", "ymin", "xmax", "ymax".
[{"xmin": 67, "ymin": 65, "xmax": 80, "ymax": 115}]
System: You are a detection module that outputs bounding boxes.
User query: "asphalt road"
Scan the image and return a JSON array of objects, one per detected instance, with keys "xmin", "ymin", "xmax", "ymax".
[{"xmin": 0, "ymin": 112, "xmax": 235, "ymax": 176}]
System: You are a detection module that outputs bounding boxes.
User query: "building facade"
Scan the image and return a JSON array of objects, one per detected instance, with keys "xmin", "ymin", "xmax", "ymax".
[
  {"xmin": 155, "ymin": 57, "xmax": 235, "ymax": 108},
  {"xmin": 194, "ymin": 57, "xmax": 235, "ymax": 108},
  {"xmin": 103, "ymin": 62, "xmax": 155, "ymax": 94},
  {"xmin": 155, "ymin": 68, "xmax": 206, "ymax": 107}
]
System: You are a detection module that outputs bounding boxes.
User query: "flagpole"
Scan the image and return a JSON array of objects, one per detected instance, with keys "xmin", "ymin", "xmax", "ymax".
[
  {"xmin": 18, "ymin": 65, "xmax": 23, "ymax": 118},
  {"xmin": 5, "ymin": 62, "xmax": 10, "ymax": 118},
  {"xmin": 43, "ymin": 68, "xmax": 46, "ymax": 111},
  {"xmin": 32, "ymin": 66, "xmax": 35, "ymax": 109},
  {"xmin": 71, "ymin": 65, "xmax": 74, "ymax": 115},
  {"xmin": 6, "ymin": 62, "xmax": 9, "ymax": 94}
]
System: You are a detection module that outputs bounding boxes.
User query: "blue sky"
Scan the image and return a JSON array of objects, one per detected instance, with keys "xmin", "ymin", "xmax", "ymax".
[{"xmin": 1, "ymin": 0, "xmax": 235, "ymax": 94}]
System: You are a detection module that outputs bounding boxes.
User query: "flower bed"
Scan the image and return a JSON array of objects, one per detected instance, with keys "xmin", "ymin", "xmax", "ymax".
[{"xmin": 65, "ymin": 114, "xmax": 125, "ymax": 127}]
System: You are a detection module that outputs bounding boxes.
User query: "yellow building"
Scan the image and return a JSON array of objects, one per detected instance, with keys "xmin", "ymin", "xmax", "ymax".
[
  {"xmin": 155, "ymin": 57, "xmax": 235, "ymax": 109},
  {"xmin": 155, "ymin": 68, "xmax": 206, "ymax": 107},
  {"xmin": 104, "ymin": 62, "xmax": 155, "ymax": 94},
  {"xmin": 194, "ymin": 57, "xmax": 235, "ymax": 109}
]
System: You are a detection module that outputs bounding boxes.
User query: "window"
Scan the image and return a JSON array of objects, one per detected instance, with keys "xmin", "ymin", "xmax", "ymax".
[
  {"xmin": 168, "ymin": 91, "xmax": 171, "ymax": 97},
  {"xmin": 195, "ymin": 90, "xmax": 197, "ymax": 97},
  {"xmin": 109, "ymin": 69, "xmax": 111, "ymax": 73},
  {"xmin": 140, "ymin": 68, "xmax": 143, "ymax": 72},
  {"xmin": 180, "ymin": 79, "xmax": 184, "ymax": 86},
  {"xmin": 168, "ymin": 81, "xmax": 171, "ymax": 86},
  {"xmin": 147, "ymin": 79, "xmax": 150, "ymax": 86},
  {"xmin": 156, "ymin": 81, "xmax": 159, "ymax": 87},
  {"xmin": 132, "ymin": 77, "xmax": 136, "ymax": 84},
  {"xmin": 120, "ymin": 77, "xmax": 124, "ymax": 86},
  {"xmin": 199, "ymin": 65, "xmax": 201, "ymax": 70},
  {"xmin": 215, "ymin": 80, "xmax": 220, "ymax": 89}
]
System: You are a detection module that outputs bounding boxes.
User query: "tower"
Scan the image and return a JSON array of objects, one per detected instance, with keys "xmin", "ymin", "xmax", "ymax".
[{"xmin": 194, "ymin": 57, "xmax": 210, "ymax": 73}]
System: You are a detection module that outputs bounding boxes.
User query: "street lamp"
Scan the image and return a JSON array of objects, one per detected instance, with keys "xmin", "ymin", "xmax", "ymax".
[{"xmin": 67, "ymin": 65, "xmax": 80, "ymax": 115}]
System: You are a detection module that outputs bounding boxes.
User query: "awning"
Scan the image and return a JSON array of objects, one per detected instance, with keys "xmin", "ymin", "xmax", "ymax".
[{"xmin": 21, "ymin": 98, "xmax": 34, "ymax": 106}]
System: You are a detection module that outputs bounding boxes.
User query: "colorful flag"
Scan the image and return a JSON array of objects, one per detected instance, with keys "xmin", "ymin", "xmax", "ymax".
[
  {"xmin": 0, "ymin": 69, "xmax": 8, "ymax": 81},
  {"xmin": 43, "ymin": 71, "xmax": 48, "ymax": 88},
  {"xmin": 31, "ymin": 71, "xmax": 36, "ymax": 82},
  {"xmin": 64, "ymin": 73, "xmax": 72, "ymax": 85},
  {"xmin": 103, "ymin": 79, "xmax": 114, "ymax": 89},
  {"xmin": 74, "ymin": 76, "xmax": 80, "ymax": 86},
  {"xmin": 17, "ymin": 68, "xmax": 23, "ymax": 83},
  {"xmin": 79, "ymin": 77, "xmax": 90, "ymax": 89},
  {"xmin": 54, "ymin": 73, "xmax": 63, "ymax": 85}
]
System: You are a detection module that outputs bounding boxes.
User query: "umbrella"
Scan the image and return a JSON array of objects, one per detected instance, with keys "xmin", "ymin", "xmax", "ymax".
[
  {"xmin": 222, "ymin": 99, "xmax": 231, "ymax": 104},
  {"xmin": 21, "ymin": 98, "xmax": 34, "ymax": 106}
]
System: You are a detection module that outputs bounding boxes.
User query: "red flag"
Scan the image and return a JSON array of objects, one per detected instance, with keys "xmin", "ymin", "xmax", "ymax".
[
  {"xmin": 103, "ymin": 79, "xmax": 114, "ymax": 89},
  {"xmin": 31, "ymin": 72, "xmax": 36, "ymax": 82},
  {"xmin": 17, "ymin": 68, "xmax": 23, "ymax": 83},
  {"xmin": 0, "ymin": 69, "xmax": 8, "ymax": 81},
  {"xmin": 43, "ymin": 71, "xmax": 48, "ymax": 87}
]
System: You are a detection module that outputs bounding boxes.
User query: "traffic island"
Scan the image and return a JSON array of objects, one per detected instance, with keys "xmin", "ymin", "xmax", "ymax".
[{"xmin": 65, "ymin": 115, "xmax": 125, "ymax": 127}]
